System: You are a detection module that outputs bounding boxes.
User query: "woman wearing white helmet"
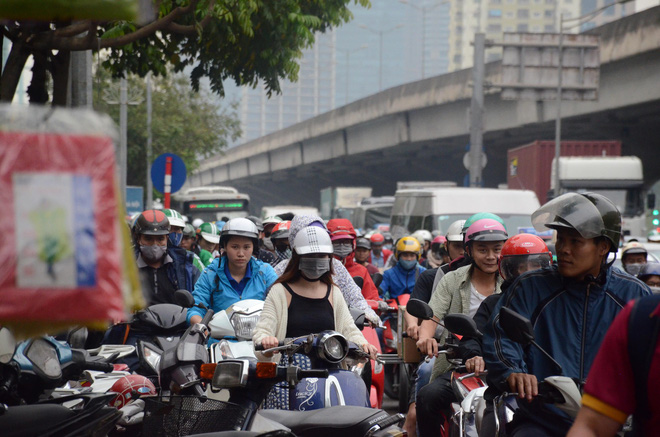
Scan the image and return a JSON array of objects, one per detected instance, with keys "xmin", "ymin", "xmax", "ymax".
[
  {"xmin": 253, "ymin": 225, "xmax": 378, "ymax": 359},
  {"xmin": 187, "ymin": 217, "xmax": 278, "ymax": 325}
]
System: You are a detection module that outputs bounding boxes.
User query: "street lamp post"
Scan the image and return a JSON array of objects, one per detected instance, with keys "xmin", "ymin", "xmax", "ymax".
[
  {"xmin": 102, "ymin": 78, "xmax": 144, "ymax": 203},
  {"xmin": 553, "ymin": 0, "xmax": 633, "ymax": 196},
  {"xmin": 338, "ymin": 45, "xmax": 368, "ymax": 105},
  {"xmin": 399, "ymin": 0, "xmax": 448, "ymax": 78},
  {"xmin": 359, "ymin": 24, "xmax": 405, "ymax": 91}
]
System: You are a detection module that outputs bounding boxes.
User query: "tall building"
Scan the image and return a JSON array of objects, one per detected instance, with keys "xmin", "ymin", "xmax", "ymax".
[
  {"xmin": 580, "ymin": 0, "xmax": 635, "ymax": 30},
  {"xmin": 237, "ymin": 31, "xmax": 337, "ymax": 142},
  {"xmin": 231, "ymin": 0, "xmax": 452, "ymax": 145},
  {"xmin": 448, "ymin": 0, "xmax": 582, "ymax": 72}
]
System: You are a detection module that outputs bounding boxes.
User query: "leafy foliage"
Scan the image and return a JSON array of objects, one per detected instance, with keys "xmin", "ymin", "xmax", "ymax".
[
  {"xmin": 100, "ymin": 0, "xmax": 370, "ymax": 96},
  {"xmin": 93, "ymin": 68, "xmax": 241, "ymax": 191}
]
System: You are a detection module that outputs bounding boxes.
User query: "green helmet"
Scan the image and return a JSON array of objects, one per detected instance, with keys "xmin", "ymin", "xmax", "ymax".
[
  {"xmin": 163, "ymin": 209, "xmax": 185, "ymax": 228},
  {"xmin": 183, "ymin": 223, "xmax": 196, "ymax": 238},
  {"xmin": 531, "ymin": 192, "xmax": 621, "ymax": 253},
  {"xmin": 463, "ymin": 213, "xmax": 506, "ymax": 233},
  {"xmin": 199, "ymin": 222, "xmax": 220, "ymax": 244}
]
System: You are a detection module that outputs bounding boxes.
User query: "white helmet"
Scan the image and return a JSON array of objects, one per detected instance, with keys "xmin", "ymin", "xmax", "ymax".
[
  {"xmin": 192, "ymin": 218, "xmax": 204, "ymax": 229},
  {"xmin": 293, "ymin": 226, "xmax": 333, "ymax": 255},
  {"xmin": 412, "ymin": 229, "xmax": 433, "ymax": 244},
  {"xmin": 446, "ymin": 220, "xmax": 466, "ymax": 242},
  {"xmin": 200, "ymin": 222, "xmax": 220, "ymax": 244},
  {"xmin": 220, "ymin": 218, "xmax": 260, "ymax": 248},
  {"xmin": 263, "ymin": 216, "xmax": 282, "ymax": 227},
  {"xmin": 163, "ymin": 209, "xmax": 186, "ymax": 228}
]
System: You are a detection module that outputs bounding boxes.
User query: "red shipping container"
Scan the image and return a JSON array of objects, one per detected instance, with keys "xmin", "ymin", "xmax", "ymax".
[{"xmin": 507, "ymin": 140, "xmax": 621, "ymax": 204}]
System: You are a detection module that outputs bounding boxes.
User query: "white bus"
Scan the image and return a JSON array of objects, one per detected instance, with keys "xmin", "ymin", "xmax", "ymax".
[{"xmin": 172, "ymin": 186, "xmax": 250, "ymax": 222}]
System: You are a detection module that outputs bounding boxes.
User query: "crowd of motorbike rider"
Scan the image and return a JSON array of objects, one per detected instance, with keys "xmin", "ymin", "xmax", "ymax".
[{"xmin": 120, "ymin": 190, "xmax": 660, "ymax": 436}]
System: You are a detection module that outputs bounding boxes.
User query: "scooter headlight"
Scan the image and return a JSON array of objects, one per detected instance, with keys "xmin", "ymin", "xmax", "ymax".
[
  {"xmin": 211, "ymin": 360, "xmax": 248, "ymax": 389},
  {"xmin": 25, "ymin": 338, "xmax": 61, "ymax": 380},
  {"xmin": 318, "ymin": 332, "xmax": 348, "ymax": 363},
  {"xmin": 138, "ymin": 342, "xmax": 163, "ymax": 375},
  {"xmin": 230, "ymin": 312, "xmax": 260, "ymax": 340}
]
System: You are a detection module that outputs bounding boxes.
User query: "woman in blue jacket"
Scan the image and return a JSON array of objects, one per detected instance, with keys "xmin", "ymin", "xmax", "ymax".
[
  {"xmin": 187, "ymin": 217, "xmax": 278, "ymax": 324},
  {"xmin": 380, "ymin": 236, "xmax": 426, "ymax": 300}
]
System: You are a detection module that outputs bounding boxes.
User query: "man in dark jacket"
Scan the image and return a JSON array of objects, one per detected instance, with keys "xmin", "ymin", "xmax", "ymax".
[{"xmin": 483, "ymin": 193, "xmax": 650, "ymax": 436}]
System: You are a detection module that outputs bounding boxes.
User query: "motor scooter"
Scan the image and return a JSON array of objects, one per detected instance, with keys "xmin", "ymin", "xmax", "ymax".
[
  {"xmin": 208, "ymin": 298, "xmax": 264, "ymax": 361},
  {"xmin": 492, "ymin": 307, "xmax": 584, "ymax": 437},
  {"xmin": 406, "ymin": 298, "xmax": 488, "ymax": 437},
  {"xmin": 0, "ymin": 327, "xmax": 122, "ymax": 437}
]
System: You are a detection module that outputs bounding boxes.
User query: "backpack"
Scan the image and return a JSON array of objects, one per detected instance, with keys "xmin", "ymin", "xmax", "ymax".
[{"xmin": 627, "ymin": 293, "xmax": 660, "ymax": 436}]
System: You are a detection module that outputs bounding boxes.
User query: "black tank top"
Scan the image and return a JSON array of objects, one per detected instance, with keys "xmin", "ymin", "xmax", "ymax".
[{"xmin": 284, "ymin": 283, "xmax": 335, "ymax": 338}]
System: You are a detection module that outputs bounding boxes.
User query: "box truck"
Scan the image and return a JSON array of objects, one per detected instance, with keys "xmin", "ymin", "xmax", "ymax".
[{"xmin": 319, "ymin": 187, "xmax": 373, "ymax": 220}]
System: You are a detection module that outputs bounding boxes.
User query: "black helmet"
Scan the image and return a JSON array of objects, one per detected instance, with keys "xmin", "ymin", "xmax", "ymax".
[
  {"xmin": 134, "ymin": 210, "xmax": 170, "ymax": 236},
  {"xmin": 531, "ymin": 192, "xmax": 621, "ymax": 252},
  {"xmin": 246, "ymin": 215, "xmax": 264, "ymax": 232}
]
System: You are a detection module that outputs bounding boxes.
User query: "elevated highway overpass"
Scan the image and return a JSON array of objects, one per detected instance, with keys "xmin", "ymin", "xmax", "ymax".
[{"xmin": 189, "ymin": 6, "xmax": 660, "ymax": 212}]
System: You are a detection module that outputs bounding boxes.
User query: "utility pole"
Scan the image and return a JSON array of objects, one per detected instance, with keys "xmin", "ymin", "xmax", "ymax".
[
  {"xmin": 146, "ymin": 73, "xmax": 153, "ymax": 209},
  {"xmin": 468, "ymin": 33, "xmax": 485, "ymax": 187},
  {"xmin": 553, "ymin": 13, "xmax": 564, "ymax": 199}
]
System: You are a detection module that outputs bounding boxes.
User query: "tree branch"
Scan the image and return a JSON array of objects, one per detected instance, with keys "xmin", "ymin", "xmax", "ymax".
[
  {"xmin": 24, "ymin": 0, "xmax": 202, "ymax": 51},
  {"xmin": 165, "ymin": 0, "xmax": 216, "ymax": 36},
  {"xmin": 54, "ymin": 21, "xmax": 92, "ymax": 37}
]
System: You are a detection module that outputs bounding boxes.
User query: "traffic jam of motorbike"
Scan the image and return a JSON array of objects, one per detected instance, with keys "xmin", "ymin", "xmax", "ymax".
[{"xmin": 2, "ymin": 1, "xmax": 660, "ymax": 437}]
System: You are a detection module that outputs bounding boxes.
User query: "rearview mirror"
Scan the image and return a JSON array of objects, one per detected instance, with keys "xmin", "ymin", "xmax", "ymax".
[
  {"xmin": 67, "ymin": 326, "xmax": 89, "ymax": 349},
  {"xmin": 372, "ymin": 273, "xmax": 383, "ymax": 288},
  {"xmin": 406, "ymin": 298, "xmax": 434, "ymax": 321},
  {"xmin": 174, "ymin": 289, "xmax": 195, "ymax": 308},
  {"xmin": 443, "ymin": 314, "xmax": 482, "ymax": 339},
  {"xmin": 499, "ymin": 307, "xmax": 535, "ymax": 346},
  {"xmin": 0, "ymin": 328, "xmax": 16, "ymax": 364}
]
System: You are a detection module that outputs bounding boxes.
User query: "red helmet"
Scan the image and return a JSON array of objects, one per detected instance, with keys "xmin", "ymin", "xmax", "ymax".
[
  {"xmin": 498, "ymin": 234, "xmax": 552, "ymax": 281},
  {"xmin": 271, "ymin": 220, "xmax": 292, "ymax": 241},
  {"xmin": 109, "ymin": 375, "xmax": 156, "ymax": 409},
  {"xmin": 327, "ymin": 219, "xmax": 357, "ymax": 241},
  {"xmin": 370, "ymin": 233, "xmax": 385, "ymax": 244},
  {"xmin": 432, "ymin": 235, "xmax": 447, "ymax": 245}
]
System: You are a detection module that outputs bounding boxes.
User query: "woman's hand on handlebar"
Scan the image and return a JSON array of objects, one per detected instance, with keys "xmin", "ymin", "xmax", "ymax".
[
  {"xmin": 416, "ymin": 336, "xmax": 438, "ymax": 358},
  {"xmin": 465, "ymin": 356, "xmax": 485, "ymax": 376},
  {"xmin": 190, "ymin": 315, "xmax": 202, "ymax": 325},
  {"xmin": 260, "ymin": 336, "xmax": 280, "ymax": 357},
  {"xmin": 362, "ymin": 343, "xmax": 378, "ymax": 360}
]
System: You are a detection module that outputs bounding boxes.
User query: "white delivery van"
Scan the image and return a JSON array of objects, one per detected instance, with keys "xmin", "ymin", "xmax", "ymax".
[
  {"xmin": 261, "ymin": 205, "xmax": 320, "ymax": 219},
  {"xmin": 390, "ymin": 187, "xmax": 541, "ymax": 240}
]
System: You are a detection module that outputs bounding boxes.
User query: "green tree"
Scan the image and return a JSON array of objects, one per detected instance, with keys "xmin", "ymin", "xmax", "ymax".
[
  {"xmin": 93, "ymin": 68, "xmax": 241, "ymax": 192},
  {"xmin": 1, "ymin": 0, "xmax": 369, "ymax": 104}
]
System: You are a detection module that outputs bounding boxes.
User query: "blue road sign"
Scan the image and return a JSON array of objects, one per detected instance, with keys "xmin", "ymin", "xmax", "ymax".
[
  {"xmin": 125, "ymin": 186, "xmax": 144, "ymax": 215},
  {"xmin": 151, "ymin": 153, "xmax": 186, "ymax": 194}
]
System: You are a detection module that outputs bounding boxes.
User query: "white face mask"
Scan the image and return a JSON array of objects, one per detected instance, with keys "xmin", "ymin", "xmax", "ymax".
[
  {"xmin": 299, "ymin": 257, "xmax": 331, "ymax": 280},
  {"xmin": 624, "ymin": 263, "xmax": 644, "ymax": 276},
  {"xmin": 649, "ymin": 286, "xmax": 660, "ymax": 295}
]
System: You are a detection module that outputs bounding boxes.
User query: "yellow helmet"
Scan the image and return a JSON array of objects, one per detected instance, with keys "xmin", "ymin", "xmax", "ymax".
[{"xmin": 396, "ymin": 236, "xmax": 422, "ymax": 259}]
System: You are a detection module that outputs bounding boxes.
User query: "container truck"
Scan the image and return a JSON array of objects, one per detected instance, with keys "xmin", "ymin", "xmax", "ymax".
[
  {"xmin": 507, "ymin": 140, "xmax": 651, "ymax": 237},
  {"xmin": 319, "ymin": 187, "xmax": 373, "ymax": 220},
  {"xmin": 551, "ymin": 156, "xmax": 649, "ymax": 237}
]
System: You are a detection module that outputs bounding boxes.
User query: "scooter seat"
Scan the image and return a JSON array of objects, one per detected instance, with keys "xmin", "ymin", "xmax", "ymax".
[
  {"xmin": 259, "ymin": 406, "xmax": 392, "ymax": 436},
  {"xmin": 0, "ymin": 404, "xmax": 77, "ymax": 437}
]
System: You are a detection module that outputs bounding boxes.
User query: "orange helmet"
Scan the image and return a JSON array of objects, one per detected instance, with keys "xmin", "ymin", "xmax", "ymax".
[
  {"xmin": 498, "ymin": 234, "xmax": 552, "ymax": 281},
  {"xmin": 271, "ymin": 220, "xmax": 292, "ymax": 241}
]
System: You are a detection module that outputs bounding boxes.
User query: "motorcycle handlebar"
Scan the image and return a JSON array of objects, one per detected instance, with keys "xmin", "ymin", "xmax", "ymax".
[
  {"xmin": 254, "ymin": 340, "xmax": 286, "ymax": 352},
  {"xmin": 200, "ymin": 309, "xmax": 215, "ymax": 328},
  {"xmin": 299, "ymin": 369, "xmax": 329, "ymax": 379},
  {"xmin": 84, "ymin": 361, "xmax": 114, "ymax": 373}
]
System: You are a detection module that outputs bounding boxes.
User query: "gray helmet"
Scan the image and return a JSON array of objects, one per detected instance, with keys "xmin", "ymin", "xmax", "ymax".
[
  {"xmin": 356, "ymin": 238, "xmax": 371, "ymax": 250},
  {"xmin": 246, "ymin": 215, "xmax": 264, "ymax": 232},
  {"xmin": 220, "ymin": 217, "xmax": 260, "ymax": 249},
  {"xmin": 532, "ymin": 192, "xmax": 621, "ymax": 253}
]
